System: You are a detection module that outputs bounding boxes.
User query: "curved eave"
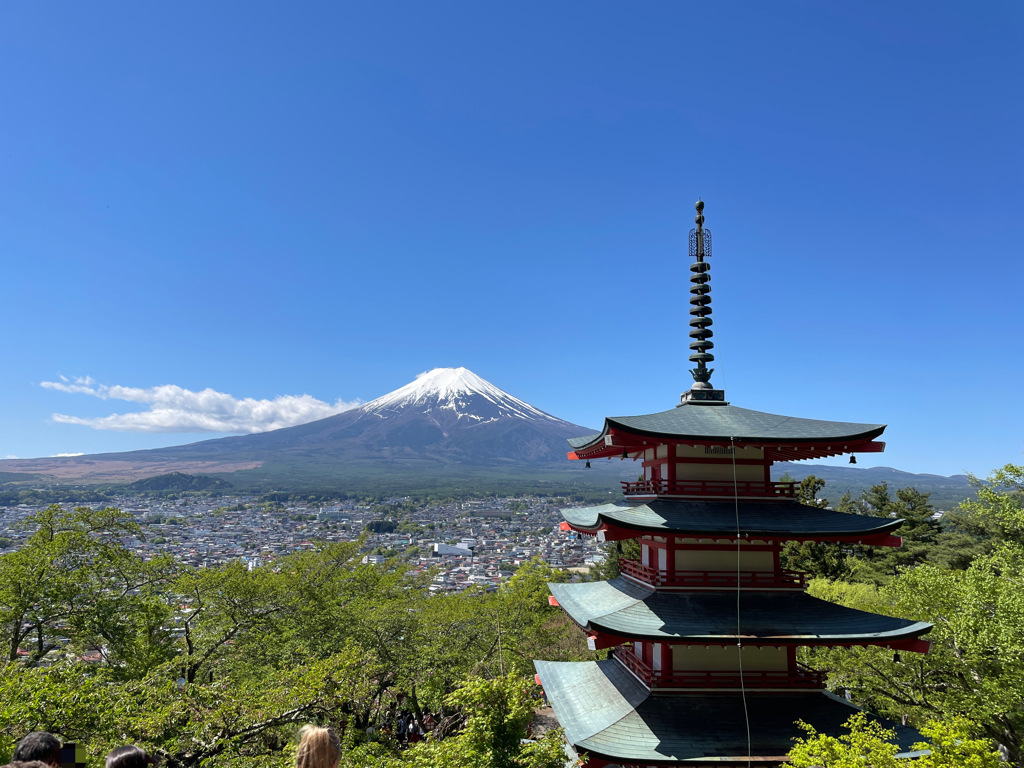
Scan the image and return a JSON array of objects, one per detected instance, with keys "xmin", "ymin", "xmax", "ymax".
[
  {"xmin": 567, "ymin": 405, "xmax": 886, "ymax": 462},
  {"xmin": 534, "ymin": 659, "xmax": 925, "ymax": 765},
  {"xmin": 605, "ymin": 417, "xmax": 886, "ymax": 446},
  {"xmin": 548, "ymin": 579, "xmax": 932, "ymax": 647},
  {"xmin": 567, "ymin": 432, "xmax": 602, "ymax": 450},
  {"xmin": 561, "ymin": 501, "xmax": 904, "ymax": 545}
]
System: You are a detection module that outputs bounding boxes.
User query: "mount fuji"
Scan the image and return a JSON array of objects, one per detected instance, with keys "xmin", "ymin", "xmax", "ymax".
[
  {"xmin": 245, "ymin": 366, "xmax": 593, "ymax": 465},
  {"xmin": 0, "ymin": 368, "xmax": 599, "ymax": 488}
]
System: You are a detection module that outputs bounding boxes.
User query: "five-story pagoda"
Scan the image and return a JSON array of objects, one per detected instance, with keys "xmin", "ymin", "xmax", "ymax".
[{"xmin": 534, "ymin": 201, "xmax": 931, "ymax": 767}]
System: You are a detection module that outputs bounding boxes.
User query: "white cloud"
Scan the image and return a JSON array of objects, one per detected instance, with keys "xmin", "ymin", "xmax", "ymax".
[
  {"xmin": 42, "ymin": 375, "xmax": 99, "ymax": 396},
  {"xmin": 41, "ymin": 376, "xmax": 360, "ymax": 434},
  {"xmin": 51, "ymin": 452, "xmax": 85, "ymax": 457}
]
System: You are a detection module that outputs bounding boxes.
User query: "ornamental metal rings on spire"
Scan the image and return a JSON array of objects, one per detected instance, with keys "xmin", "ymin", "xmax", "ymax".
[{"xmin": 688, "ymin": 199, "xmax": 715, "ymax": 388}]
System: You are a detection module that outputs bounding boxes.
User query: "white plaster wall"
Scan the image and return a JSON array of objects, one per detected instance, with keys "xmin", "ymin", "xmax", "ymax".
[
  {"xmin": 671, "ymin": 645, "xmax": 787, "ymax": 672},
  {"xmin": 674, "ymin": 462, "xmax": 763, "ymax": 481},
  {"xmin": 675, "ymin": 549, "xmax": 774, "ymax": 572}
]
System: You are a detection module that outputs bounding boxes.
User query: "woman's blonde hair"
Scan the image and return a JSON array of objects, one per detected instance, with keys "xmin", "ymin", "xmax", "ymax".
[{"xmin": 295, "ymin": 725, "xmax": 340, "ymax": 768}]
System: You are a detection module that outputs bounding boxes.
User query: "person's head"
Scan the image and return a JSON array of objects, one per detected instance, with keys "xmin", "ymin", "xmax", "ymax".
[
  {"xmin": 295, "ymin": 725, "xmax": 339, "ymax": 768},
  {"xmin": 12, "ymin": 733, "xmax": 61, "ymax": 767},
  {"xmin": 104, "ymin": 746, "xmax": 150, "ymax": 768}
]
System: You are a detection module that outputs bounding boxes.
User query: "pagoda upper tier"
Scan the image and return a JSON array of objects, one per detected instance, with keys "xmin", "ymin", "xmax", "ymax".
[{"xmin": 568, "ymin": 402, "xmax": 886, "ymax": 463}]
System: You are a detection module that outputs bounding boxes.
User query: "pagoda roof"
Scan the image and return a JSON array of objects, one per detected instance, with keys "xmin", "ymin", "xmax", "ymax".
[
  {"xmin": 568, "ymin": 403, "xmax": 885, "ymax": 461},
  {"xmin": 549, "ymin": 578, "xmax": 932, "ymax": 646},
  {"xmin": 534, "ymin": 659, "xmax": 924, "ymax": 765},
  {"xmin": 561, "ymin": 499, "xmax": 903, "ymax": 543}
]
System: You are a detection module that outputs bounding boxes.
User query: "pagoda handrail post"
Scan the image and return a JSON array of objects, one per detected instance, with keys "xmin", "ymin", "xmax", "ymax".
[
  {"xmin": 613, "ymin": 644, "xmax": 826, "ymax": 690},
  {"xmin": 620, "ymin": 559, "xmax": 809, "ymax": 589},
  {"xmin": 612, "ymin": 645, "xmax": 653, "ymax": 685},
  {"xmin": 620, "ymin": 479, "xmax": 797, "ymax": 498}
]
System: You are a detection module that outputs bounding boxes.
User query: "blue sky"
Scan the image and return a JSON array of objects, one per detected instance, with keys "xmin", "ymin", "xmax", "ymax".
[{"xmin": 2, "ymin": 1, "xmax": 1021, "ymax": 477}]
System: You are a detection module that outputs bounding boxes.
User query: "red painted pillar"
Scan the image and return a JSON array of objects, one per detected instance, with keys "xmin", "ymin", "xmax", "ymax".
[{"xmin": 667, "ymin": 443, "xmax": 677, "ymax": 491}]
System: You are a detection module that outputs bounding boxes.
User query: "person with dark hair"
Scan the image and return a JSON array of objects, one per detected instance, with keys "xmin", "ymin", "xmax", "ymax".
[
  {"xmin": 12, "ymin": 733, "xmax": 61, "ymax": 767},
  {"xmin": 1, "ymin": 761, "xmax": 52, "ymax": 768},
  {"xmin": 104, "ymin": 746, "xmax": 151, "ymax": 768}
]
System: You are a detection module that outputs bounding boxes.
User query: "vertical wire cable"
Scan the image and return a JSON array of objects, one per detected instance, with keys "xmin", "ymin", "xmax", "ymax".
[{"xmin": 731, "ymin": 436, "xmax": 752, "ymax": 767}]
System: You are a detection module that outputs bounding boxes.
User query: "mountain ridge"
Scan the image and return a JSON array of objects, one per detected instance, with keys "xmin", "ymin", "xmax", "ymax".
[
  {"xmin": 0, "ymin": 369, "xmax": 978, "ymax": 505},
  {"xmin": 0, "ymin": 368, "xmax": 596, "ymax": 482}
]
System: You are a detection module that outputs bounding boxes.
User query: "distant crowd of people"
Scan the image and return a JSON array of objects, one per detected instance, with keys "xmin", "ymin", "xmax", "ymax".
[{"xmin": 370, "ymin": 709, "xmax": 441, "ymax": 745}]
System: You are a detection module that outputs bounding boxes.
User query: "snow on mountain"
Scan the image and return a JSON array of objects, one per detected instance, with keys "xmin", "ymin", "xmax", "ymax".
[
  {"xmin": 0, "ymin": 367, "xmax": 595, "ymax": 479},
  {"xmin": 362, "ymin": 367, "xmax": 562, "ymax": 426}
]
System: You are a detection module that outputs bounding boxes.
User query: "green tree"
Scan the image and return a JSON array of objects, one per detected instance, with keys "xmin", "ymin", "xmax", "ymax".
[
  {"xmin": 0, "ymin": 645, "xmax": 376, "ymax": 768},
  {"xmin": 342, "ymin": 675, "xmax": 564, "ymax": 768},
  {"xmin": 0, "ymin": 664, "xmax": 113, "ymax": 762},
  {"xmin": 781, "ymin": 476, "xmax": 852, "ymax": 579},
  {"xmin": 367, "ymin": 558, "xmax": 584, "ymax": 725},
  {"xmin": 587, "ymin": 538, "xmax": 640, "ymax": 581},
  {"xmin": 807, "ymin": 464, "xmax": 1024, "ymax": 765},
  {"xmin": 0, "ymin": 505, "xmax": 160, "ymax": 667},
  {"xmin": 172, "ymin": 558, "xmax": 291, "ymax": 683},
  {"xmin": 789, "ymin": 712, "xmax": 1000, "ymax": 768},
  {"xmin": 488, "ymin": 559, "xmax": 577, "ymax": 677},
  {"xmin": 951, "ymin": 463, "xmax": 1024, "ymax": 545},
  {"xmin": 0, "ymin": 507, "xmax": 575, "ymax": 768},
  {"xmin": 845, "ymin": 483, "xmax": 942, "ymax": 585}
]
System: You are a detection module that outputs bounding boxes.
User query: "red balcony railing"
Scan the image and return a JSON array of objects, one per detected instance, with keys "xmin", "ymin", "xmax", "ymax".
[
  {"xmin": 620, "ymin": 479, "xmax": 796, "ymax": 498},
  {"xmin": 619, "ymin": 559, "xmax": 807, "ymax": 590},
  {"xmin": 612, "ymin": 645, "xmax": 824, "ymax": 690}
]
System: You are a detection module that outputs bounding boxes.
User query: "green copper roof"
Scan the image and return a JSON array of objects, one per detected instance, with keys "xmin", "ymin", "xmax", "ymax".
[
  {"xmin": 534, "ymin": 659, "xmax": 923, "ymax": 763},
  {"xmin": 561, "ymin": 499, "xmax": 903, "ymax": 538},
  {"xmin": 567, "ymin": 403, "xmax": 885, "ymax": 448},
  {"xmin": 567, "ymin": 432, "xmax": 602, "ymax": 448},
  {"xmin": 549, "ymin": 578, "xmax": 932, "ymax": 643}
]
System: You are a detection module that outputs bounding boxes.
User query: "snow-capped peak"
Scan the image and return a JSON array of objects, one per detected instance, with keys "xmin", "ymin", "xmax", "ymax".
[{"xmin": 362, "ymin": 367, "xmax": 561, "ymax": 423}]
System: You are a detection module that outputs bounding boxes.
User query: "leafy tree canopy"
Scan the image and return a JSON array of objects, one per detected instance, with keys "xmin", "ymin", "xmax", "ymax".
[
  {"xmin": 789, "ymin": 713, "xmax": 1000, "ymax": 768},
  {"xmin": 0, "ymin": 507, "xmax": 582, "ymax": 768},
  {"xmin": 806, "ymin": 464, "xmax": 1024, "ymax": 765}
]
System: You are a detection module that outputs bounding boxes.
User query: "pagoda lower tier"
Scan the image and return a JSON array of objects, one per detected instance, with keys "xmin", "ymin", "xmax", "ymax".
[{"xmin": 535, "ymin": 659, "xmax": 925, "ymax": 768}]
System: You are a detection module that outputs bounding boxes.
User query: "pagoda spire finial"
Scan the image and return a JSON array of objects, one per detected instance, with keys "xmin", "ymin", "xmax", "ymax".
[{"xmin": 680, "ymin": 199, "xmax": 727, "ymax": 405}]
